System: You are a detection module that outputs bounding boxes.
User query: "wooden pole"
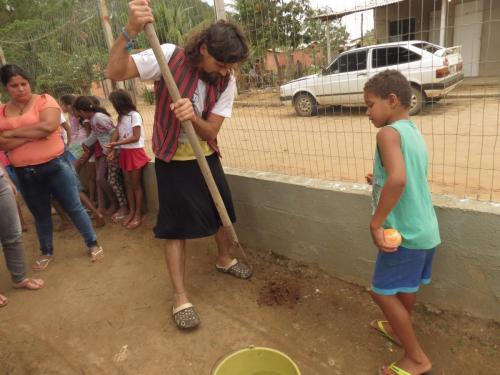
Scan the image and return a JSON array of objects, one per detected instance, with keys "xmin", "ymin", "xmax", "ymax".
[
  {"xmin": 97, "ymin": 0, "xmax": 125, "ymax": 90},
  {"xmin": 0, "ymin": 45, "xmax": 6, "ymax": 66},
  {"xmin": 214, "ymin": 0, "xmax": 227, "ymax": 21},
  {"xmin": 325, "ymin": 21, "xmax": 331, "ymax": 64}
]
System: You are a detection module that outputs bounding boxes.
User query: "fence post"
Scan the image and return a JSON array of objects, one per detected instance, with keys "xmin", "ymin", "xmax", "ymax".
[
  {"xmin": 97, "ymin": 0, "xmax": 125, "ymax": 90},
  {"xmin": 0, "ymin": 45, "xmax": 6, "ymax": 65},
  {"xmin": 214, "ymin": 0, "xmax": 226, "ymax": 21},
  {"xmin": 325, "ymin": 21, "xmax": 331, "ymax": 64}
]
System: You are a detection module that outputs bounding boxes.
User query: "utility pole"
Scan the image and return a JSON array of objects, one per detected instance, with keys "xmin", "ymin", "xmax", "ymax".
[
  {"xmin": 97, "ymin": 0, "xmax": 125, "ymax": 90},
  {"xmin": 214, "ymin": 0, "xmax": 226, "ymax": 21},
  {"xmin": 360, "ymin": 13, "xmax": 364, "ymax": 46},
  {"xmin": 325, "ymin": 22, "xmax": 331, "ymax": 64},
  {"xmin": 439, "ymin": 0, "xmax": 447, "ymax": 46}
]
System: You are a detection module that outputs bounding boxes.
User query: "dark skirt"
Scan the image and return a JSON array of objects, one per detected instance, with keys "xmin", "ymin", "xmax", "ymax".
[{"xmin": 153, "ymin": 153, "xmax": 236, "ymax": 239}]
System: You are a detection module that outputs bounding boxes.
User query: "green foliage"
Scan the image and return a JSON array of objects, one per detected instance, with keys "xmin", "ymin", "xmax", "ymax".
[
  {"xmin": 143, "ymin": 87, "xmax": 154, "ymax": 105},
  {"xmin": 362, "ymin": 29, "xmax": 377, "ymax": 46},
  {"xmin": 0, "ymin": 0, "xmax": 214, "ymax": 97}
]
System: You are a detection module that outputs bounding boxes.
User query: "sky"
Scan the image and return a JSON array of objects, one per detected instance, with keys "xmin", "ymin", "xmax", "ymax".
[
  {"xmin": 202, "ymin": 0, "xmax": 375, "ymax": 40},
  {"xmin": 309, "ymin": 0, "xmax": 374, "ymax": 40}
]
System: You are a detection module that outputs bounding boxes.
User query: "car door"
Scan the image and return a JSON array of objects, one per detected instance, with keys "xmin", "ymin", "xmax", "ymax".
[
  {"xmin": 344, "ymin": 50, "xmax": 368, "ymax": 104},
  {"xmin": 315, "ymin": 55, "xmax": 345, "ymax": 105},
  {"xmin": 317, "ymin": 50, "xmax": 368, "ymax": 105}
]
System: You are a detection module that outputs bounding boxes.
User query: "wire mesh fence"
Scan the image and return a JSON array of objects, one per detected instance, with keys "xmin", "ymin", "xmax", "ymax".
[{"xmin": 1, "ymin": 0, "xmax": 499, "ymax": 201}]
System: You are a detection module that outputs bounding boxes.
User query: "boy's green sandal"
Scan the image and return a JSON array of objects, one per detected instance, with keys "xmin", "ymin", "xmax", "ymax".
[
  {"xmin": 370, "ymin": 320, "xmax": 401, "ymax": 346},
  {"xmin": 378, "ymin": 362, "xmax": 432, "ymax": 375},
  {"xmin": 379, "ymin": 362, "xmax": 411, "ymax": 375}
]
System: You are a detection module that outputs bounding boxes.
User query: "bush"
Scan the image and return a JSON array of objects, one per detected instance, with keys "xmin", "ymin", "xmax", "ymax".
[{"xmin": 143, "ymin": 87, "xmax": 155, "ymax": 105}]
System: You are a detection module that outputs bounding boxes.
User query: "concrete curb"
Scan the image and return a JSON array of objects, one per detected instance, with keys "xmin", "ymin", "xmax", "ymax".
[{"xmin": 234, "ymin": 93, "xmax": 499, "ymax": 108}]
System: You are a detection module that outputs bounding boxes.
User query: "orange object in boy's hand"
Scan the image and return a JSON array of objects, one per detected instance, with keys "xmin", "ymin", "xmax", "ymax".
[
  {"xmin": 365, "ymin": 173, "xmax": 374, "ymax": 185},
  {"xmin": 384, "ymin": 228, "xmax": 402, "ymax": 248}
]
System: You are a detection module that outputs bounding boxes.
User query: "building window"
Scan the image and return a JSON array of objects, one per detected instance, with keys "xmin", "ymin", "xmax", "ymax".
[{"xmin": 389, "ymin": 18, "xmax": 416, "ymax": 41}]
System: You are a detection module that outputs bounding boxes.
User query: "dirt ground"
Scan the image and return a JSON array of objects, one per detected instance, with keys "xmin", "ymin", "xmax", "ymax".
[
  {"xmin": 134, "ymin": 92, "xmax": 500, "ymax": 202},
  {"xmin": 1, "ymin": 214, "xmax": 499, "ymax": 375}
]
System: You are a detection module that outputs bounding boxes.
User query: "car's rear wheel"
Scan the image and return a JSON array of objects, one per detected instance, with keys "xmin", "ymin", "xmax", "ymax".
[
  {"xmin": 409, "ymin": 86, "xmax": 423, "ymax": 116},
  {"xmin": 294, "ymin": 93, "xmax": 317, "ymax": 116}
]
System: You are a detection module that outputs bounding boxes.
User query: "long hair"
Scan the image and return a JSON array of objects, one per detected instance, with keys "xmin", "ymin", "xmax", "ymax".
[
  {"xmin": 59, "ymin": 94, "xmax": 76, "ymax": 106},
  {"xmin": 73, "ymin": 95, "xmax": 111, "ymax": 117},
  {"xmin": 184, "ymin": 20, "xmax": 249, "ymax": 66},
  {"xmin": 109, "ymin": 89, "xmax": 137, "ymax": 123}
]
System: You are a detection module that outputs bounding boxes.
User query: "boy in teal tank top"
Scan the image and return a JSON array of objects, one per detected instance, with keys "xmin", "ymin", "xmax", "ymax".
[{"xmin": 364, "ymin": 70, "xmax": 440, "ymax": 375}]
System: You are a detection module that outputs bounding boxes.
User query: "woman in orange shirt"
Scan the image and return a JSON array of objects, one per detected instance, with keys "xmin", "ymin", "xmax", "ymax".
[{"xmin": 0, "ymin": 64, "xmax": 104, "ymax": 270}]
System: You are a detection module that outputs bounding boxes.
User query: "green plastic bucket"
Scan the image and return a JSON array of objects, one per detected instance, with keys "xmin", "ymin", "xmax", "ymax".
[{"xmin": 212, "ymin": 346, "xmax": 301, "ymax": 375}]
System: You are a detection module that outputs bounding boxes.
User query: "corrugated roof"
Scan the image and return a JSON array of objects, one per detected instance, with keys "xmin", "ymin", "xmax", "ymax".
[{"xmin": 309, "ymin": 0, "xmax": 405, "ymax": 21}]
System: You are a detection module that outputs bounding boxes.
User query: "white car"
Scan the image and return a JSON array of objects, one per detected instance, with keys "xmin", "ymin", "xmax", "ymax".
[{"xmin": 280, "ymin": 40, "xmax": 464, "ymax": 116}]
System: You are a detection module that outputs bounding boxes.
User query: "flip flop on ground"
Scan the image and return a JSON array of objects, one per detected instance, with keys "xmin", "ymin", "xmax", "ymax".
[
  {"xmin": 126, "ymin": 217, "xmax": 142, "ymax": 230},
  {"xmin": 0, "ymin": 293, "xmax": 7, "ymax": 308},
  {"xmin": 172, "ymin": 303, "xmax": 200, "ymax": 329},
  {"xmin": 33, "ymin": 255, "xmax": 53, "ymax": 271},
  {"xmin": 216, "ymin": 258, "xmax": 252, "ymax": 279},
  {"xmin": 12, "ymin": 278, "xmax": 44, "ymax": 290},
  {"xmin": 89, "ymin": 245, "xmax": 104, "ymax": 262},
  {"xmin": 370, "ymin": 320, "xmax": 401, "ymax": 346}
]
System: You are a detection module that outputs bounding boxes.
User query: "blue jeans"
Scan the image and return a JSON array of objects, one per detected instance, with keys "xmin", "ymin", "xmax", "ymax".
[
  {"xmin": 0, "ymin": 175, "xmax": 26, "ymax": 282},
  {"xmin": 14, "ymin": 155, "xmax": 98, "ymax": 255}
]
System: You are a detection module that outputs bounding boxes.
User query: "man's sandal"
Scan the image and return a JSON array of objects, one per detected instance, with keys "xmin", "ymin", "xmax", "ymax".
[
  {"xmin": 172, "ymin": 303, "xmax": 200, "ymax": 329},
  {"xmin": 89, "ymin": 245, "xmax": 104, "ymax": 262},
  {"xmin": 0, "ymin": 293, "xmax": 8, "ymax": 308},
  {"xmin": 370, "ymin": 320, "xmax": 401, "ymax": 346},
  {"xmin": 32, "ymin": 255, "xmax": 53, "ymax": 271},
  {"xmin": 12, "ymin": 278, "xmax": 44, "ymax": 290},
  {"xmin": 216, "ymin": 258, "xmax": 252, "ymax": 279}
]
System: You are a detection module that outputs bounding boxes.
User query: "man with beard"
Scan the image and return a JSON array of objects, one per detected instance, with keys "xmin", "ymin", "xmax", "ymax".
[{"xmin": 106, "ymin": 0, "xmax": 251, "ymax": 329}]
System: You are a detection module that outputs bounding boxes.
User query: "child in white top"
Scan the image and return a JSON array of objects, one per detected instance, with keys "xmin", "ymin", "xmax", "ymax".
[{"xmin": 106, "ymin": 90, "xmax": 150, "ymax": 230}]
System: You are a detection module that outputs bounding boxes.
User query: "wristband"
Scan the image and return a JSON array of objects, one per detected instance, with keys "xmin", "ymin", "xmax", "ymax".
[{"xmin": 122, "ymin": 27, "xmax": 136, "ymax": 53}]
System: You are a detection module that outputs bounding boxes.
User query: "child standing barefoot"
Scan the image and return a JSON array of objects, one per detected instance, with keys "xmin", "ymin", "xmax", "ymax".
[
  {"xmin": 364, "ymin": 70, "xmax": 440, "ymax": 375},
  {"xmin": 106, "ymin": 90, "xmax": 150, "ymax": 229}
]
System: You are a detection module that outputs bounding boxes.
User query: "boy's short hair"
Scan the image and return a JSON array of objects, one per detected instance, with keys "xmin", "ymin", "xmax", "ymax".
[{"xmin": 364, "ymin": 70, "xmax": 412, "ymax": 109}]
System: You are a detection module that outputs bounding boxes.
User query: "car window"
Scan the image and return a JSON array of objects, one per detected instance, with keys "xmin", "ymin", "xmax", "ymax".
[
  {"xmin": 346, "ymin": 51, "xmax": 368, "ymax": 72},
  {"xmin": 372, "ymin": 47, "xmax": 421, "ymax": 68},
  {"xmin": 326, "ymin": 50, "xmax": 368, "ymax": 74},
  {"xmin": 338, "ymin": 54, "xmax": 349, "ymax": 73},
  {"xmin": 412, "ymin": 42, "xmax": 441, "ymax": 54},
  {"xmin": 326, "ymin": 57, "xmax": 341, "ymax": 74}
]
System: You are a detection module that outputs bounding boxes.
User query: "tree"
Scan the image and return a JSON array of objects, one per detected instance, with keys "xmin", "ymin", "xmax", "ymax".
[
  {"xmin": 232, "ymin": 0, "xmax": 349, "ymax": 82},
  {"xmin": 232, "ymin": 0, "xmax": 315, "ymax": 83},
  {"xmin": 0, "ymin": 0, "xmax": 215, "ymax": 97},
  {"xmin": 305, "ymin": 7, "xmax": 350, "ymax": 67}
]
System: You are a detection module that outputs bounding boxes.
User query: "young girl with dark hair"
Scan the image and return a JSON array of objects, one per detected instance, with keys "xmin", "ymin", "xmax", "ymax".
[
  {"xmin": 106, "ymin": 90, "xmax": 150, "ymax": 229},
  {"xmin": 73, "ymin": 96, "xmax": 128, "ymax": 221}
]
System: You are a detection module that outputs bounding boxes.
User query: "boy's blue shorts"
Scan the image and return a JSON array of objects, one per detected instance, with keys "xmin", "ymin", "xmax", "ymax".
[{"xmin": 371, "ymin": 246, "xmax": 436, "ymax": 295}]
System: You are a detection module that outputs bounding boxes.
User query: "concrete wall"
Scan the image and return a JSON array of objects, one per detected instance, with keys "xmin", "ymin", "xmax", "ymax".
[
  {"xmin": 142, "ymin": 163, "xmax": 500, "ymax": 320},
  {"xmin": 480, "ymin": 2, "xmax": 500, "ymax": 77}
]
